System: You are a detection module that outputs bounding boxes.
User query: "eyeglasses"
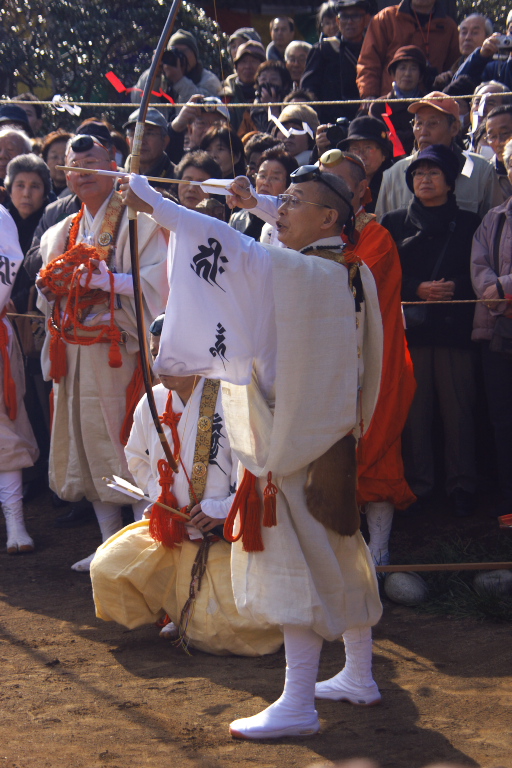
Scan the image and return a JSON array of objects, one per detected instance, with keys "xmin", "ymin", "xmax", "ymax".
[
  {"xmin": 411, "ymin": 168, "xmax": 443, "ymax": 180},
  {"xmin": 277, "ymin": 193, "xmax": 332, "ymax": 210},
  {"xmin": 485, "ymin": 130, "xmax": 512, "ymax": 144},
  {"xmin": 412, "ymin": 119, "xmax": 445, "ymax": 131}
]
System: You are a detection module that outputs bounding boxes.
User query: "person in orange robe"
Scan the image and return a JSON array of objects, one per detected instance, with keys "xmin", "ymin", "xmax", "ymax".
[{"xmin": 320, "ymin": 149, "xmax": 416, "ymax": 566}]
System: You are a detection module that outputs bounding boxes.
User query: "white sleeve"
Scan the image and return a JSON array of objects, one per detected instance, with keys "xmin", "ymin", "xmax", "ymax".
[
  {"xmin": 0, "ymin": 205, "xmax": 23, "ymax": 312},
  {"xmin": 154, "ymin": 203, "xmax": 274, "ymax": 386},
  {"xmin": 251, "ymin": 193, "xmax": 280, "ymax": 226},
  {"xmin": 200, "ymin": 451, "xmax": 239, "ymax": 520},
  {"xmin": 125, "ymin": 397, "xmax": 160, "ymax": 501}
]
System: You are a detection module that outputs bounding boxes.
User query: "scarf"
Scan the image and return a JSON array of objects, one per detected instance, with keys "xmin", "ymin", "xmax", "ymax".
[{"xmin": 403, "ymin": 193, "xmax": 458, "ymax": 246}]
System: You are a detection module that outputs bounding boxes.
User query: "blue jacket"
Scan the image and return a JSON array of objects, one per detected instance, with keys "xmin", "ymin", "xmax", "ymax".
[{"xmin": 455, "ymin": 48, "xmax": 512, "ymax": 89}]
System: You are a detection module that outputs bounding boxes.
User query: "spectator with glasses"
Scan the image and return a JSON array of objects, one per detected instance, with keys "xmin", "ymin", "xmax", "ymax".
[
  {"xmin": 381, "ymin": 144, "xmax": 481, "ymax": 517},
  {"xmin": 229, "ymin": 145, "xmax": 297, "ymax": 241},
  {"xmin": 301, "ymin": 0, "xmax": 371, "ymax": 124},
  {"xmin": 376, "ymin": 92, "xmax": 501, "ymax": 219},
  {"xmin": 284, "ymin": 41, "xmax": 312, "ymax": 89}
]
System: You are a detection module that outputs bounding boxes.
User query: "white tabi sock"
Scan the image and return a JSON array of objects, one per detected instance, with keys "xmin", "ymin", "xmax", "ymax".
[
  {"xmin": 94, "ymin": 501, "xmax": 123, "ymax": 542},
  {"xmin": 71, "ymin": 502, "xmax": 123, "ymax": 573},
  {"xmin": 1, "ymin": 470, "xmax": 34, "ymax": 553},
  {"xmin": 315, "ymin": 627, "xmax": 381, "ymax": 705},
  {"xmin": 366, "ymin": 501, "xmax": 394, "ymax": 566},
  {"xmin": 230, "ymin": 624, "xmax": 322, "ymax": 740}
]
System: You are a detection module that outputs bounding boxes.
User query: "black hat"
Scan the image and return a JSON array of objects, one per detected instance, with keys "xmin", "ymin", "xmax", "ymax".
[
  {"xmin": 0, "ymin": 105, "xmax": 33, "ymax": 136},
  {"xmin": 149, "ymin": 314, "xmax": 165, "ymax": 336},
  {"xmin": 335, "ymin": 0, "xmax": 370, "ymax": 12},
  {"xmin": 406, "ymin": 144, "xmax": 460, "ymax": 192},
  {"xmin": 76, "ymin": 120, "xmax": 113, "ymax": 147},
  {"xmin": 339, "ymin": 115, "xmax": 392, "ymax": 155}
]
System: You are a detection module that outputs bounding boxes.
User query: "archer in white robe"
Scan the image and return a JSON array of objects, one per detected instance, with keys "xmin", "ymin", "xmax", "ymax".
[
  {"xmin": 91, "ymin": 381, "xmax": 283, "ymax": 656},
  {"xmin": 133, "ymin": 187, "xmax": 383, "ymax": 642},
  {"xmin": 0, "ymin": 206, "xmax": 39, "ymax": 553},
  {"xmin": 37, "ymin": 193, "xmax": 168, "ymax": 504}
]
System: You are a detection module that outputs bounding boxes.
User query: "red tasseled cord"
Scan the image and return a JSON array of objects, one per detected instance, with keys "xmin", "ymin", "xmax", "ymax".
[
  {"xmin": 0, "ymin": 314, "xmax": 17, "ymax": 421},
  {"xmin": 224, "ymin": 469, "xmax": 264, "ymax": 552},
  {"xmin": 263, "ymin": 471, "xmax": 278, "ymax": 528},
  {"xmin": 149, "ymin": 458, "xmax": 187, "ymax": 549}
]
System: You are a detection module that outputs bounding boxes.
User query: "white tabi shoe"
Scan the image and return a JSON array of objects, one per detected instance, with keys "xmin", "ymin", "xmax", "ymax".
[
  {"xmin": 315, "ymin": 668, "xmax": 381, "ymax": 705},
  {"xmin": 4, "ymin": 503, "xmax": 35, "ymax": 554},
  {"xmin": 71, "ymin": 552, "xmax": 96, "ymax": 572},
  {"xmin": 229, "ymin": 699, "xmax": 320, "ymax": 740},
  {"xmin": 159, "ymin": 621, "xmax": 179, "ymax": 639}
]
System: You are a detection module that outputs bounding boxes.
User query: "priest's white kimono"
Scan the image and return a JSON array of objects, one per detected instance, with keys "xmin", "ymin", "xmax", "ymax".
[
  {"xmin": 150, "ymin": 196, "xmax": 383, "ymax": 642},
  {"xmin": 91, "ymin": 381, "xmax": 283, "ymax": 656},
  {"xmin": 0, "ymin": 205, "xmax": 39, "ymax": 472},
  {"xmin": 37, "ymin": 194, "xmax": 168, "ymax": 504}
]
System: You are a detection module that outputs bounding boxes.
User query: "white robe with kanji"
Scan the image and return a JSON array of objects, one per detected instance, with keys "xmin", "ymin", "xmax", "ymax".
[{"xmin": 150, "ymin": 197, "xmax": 384, "ymax": 641}]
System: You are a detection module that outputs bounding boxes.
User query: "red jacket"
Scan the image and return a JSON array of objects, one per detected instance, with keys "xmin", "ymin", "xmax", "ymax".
[{"xmin": 357, "ymin": 0, "xmax": 459, "ymax": 98}]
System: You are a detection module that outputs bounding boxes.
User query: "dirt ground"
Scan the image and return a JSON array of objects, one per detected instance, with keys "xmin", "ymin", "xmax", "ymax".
[{"xmin": 1, "ymin": 490, "xmax": 511, "ymax": 768}]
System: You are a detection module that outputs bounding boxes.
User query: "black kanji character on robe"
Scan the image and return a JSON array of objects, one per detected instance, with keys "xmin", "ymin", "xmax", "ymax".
[
  {"xmin": 209, "ymin": 413, "xmax": 227, "ymax": 474},
  {"xmin": 209, "ymin": 323, "xmax": 228, "ymax": 369},
  {"xmin": 0, "ymin": 255, "xmax": 14, "ymax": 286},
  {"xmin": 229, "ymin": 481, "xmax": 237, "ymax": 494},
  {"xmin": 191, "ymin": 238, "xmax": 228, "ymax": 292}
]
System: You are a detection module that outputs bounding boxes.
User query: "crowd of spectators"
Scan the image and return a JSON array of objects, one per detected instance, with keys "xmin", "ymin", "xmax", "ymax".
[{"xmin": 3, "ymin": 0, "xmax": 512, "ymax": 558}]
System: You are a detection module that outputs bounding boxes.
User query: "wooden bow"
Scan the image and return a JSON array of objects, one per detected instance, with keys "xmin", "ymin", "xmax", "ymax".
[{"xmin": 128, "ymin": 0, "xmax": 182, "ymax": 473}]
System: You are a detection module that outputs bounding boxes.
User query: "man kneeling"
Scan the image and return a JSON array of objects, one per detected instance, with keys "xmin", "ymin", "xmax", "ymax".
[{"xmin": 91, "ymin": 317, "xmax": 282, "ymax": 656}]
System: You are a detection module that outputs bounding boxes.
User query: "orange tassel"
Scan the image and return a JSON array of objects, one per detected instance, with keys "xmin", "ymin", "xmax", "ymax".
[
  {"xmin": 149, "ymin": 459, "xmax": 186, "ymax": 549},
  {"xmin": 223, "ymin": 469, "xmax": 264, "ymax": 552},
  {"xmin": 120, "ymin": 354, "xmax": 144, "ymax": 445},
  {"xmin": 243, "ymin": 473, "xmax": 264, "ymax": 551},
  {"xmin": 0, "ymin": 315, "xmax": 16, "ymax": 421},
  {"xmin": 108, "ymin": 338, "xmax": 123, "ymax": 368},
  {"xmin": 263, "ymin": 471, "xmax": 278, "ymax": 528},
  {"xmin": 49, "ymin": 328, "xmax": 67, "ymax": 383}
]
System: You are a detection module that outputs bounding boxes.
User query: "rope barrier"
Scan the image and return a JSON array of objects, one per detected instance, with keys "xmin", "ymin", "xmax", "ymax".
[{"xmin": 3, "ymin": 93, "xmax": 512, "ymax": 110}]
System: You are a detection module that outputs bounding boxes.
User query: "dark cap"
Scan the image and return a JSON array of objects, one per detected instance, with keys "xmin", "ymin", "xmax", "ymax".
[
  {"xmin": 339, "ymin": 115, "xmax": 392, "ymax": 155},
  {"xmin": 335, "ymin": 0, "xmax": 370, "ymax": 12},
  {"xmin": 168, "ymin": 29, "xmax": 199, "ymax": 59},
  {"xmin": 149, "ymin": 314, "xmax": 165, "ymax": 336},
  {"xmin": 0, "ymin": 105, "xmax": 33, "ymax": 136},
  {"xmin": 406, "ymin": 144, "xmax": 460, "ymax": 191},
  {"xmin": 387, "ymin": 45, "xmax": 427, "ymax": 76},
  {"xmin": 234, "ymin": 40, "xmax": 266, "ymax": 65},
  {"xmin": 123, "ymin": 107, "xmax": 168, "ymax": 131},
  {"xmin": 229, "ymin": 27, "xmax": 262, "ymax": 45}
]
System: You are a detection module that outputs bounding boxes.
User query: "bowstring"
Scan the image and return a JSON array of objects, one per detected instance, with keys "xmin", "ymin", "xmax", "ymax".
[
  {"xmin": 163, "ymin": 10, "xmax": 227, "ymax": 507},
  {"xmin": 211, "ymin": 0, "xmax": 236, "ymax": 173}
]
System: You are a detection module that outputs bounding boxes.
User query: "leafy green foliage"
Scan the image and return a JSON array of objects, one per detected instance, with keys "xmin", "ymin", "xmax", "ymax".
[
  {"xmin": 0, "ymin": 0, "xmax": 230, "ymax": 101},
  {"xmin": 458, "ymin": 0, "xmax": 510, "ymax": 27}
]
